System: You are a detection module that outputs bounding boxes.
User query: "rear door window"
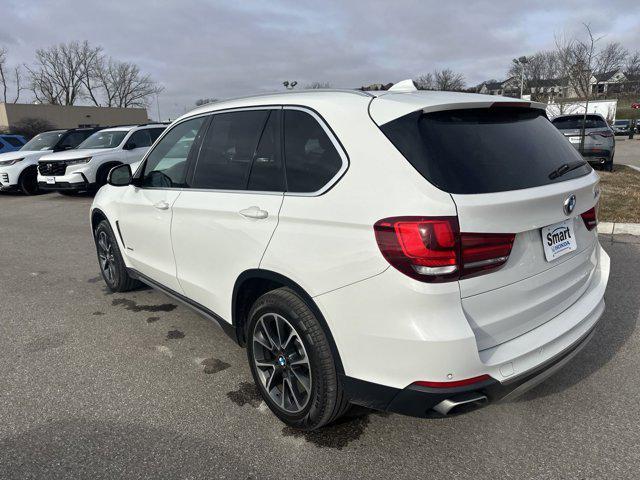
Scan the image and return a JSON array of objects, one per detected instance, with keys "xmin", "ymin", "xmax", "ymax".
[
  {"xmin": 247, "ymin": 110, "xmax": 285, "ymax": 192},
  {"xmin": 380, "ymin": 108, "xmax": 591, "ymax": 194},
  {"xmin": 283, "ymin": 109, "xmax": 344, "ymax": 193},
  {"xmin": 192, "ymin": 110, "xmax": 269, "ymax": 190}
]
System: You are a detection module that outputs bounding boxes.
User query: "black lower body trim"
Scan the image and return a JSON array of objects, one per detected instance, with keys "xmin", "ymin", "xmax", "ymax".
[
  {"xmin": 341, "ymin": 324, "xmax": 597, "ymax": 418},
  {"xmin": 38, "ymin": 181, "xmax": 94, "ymax": 191},
  {"xmin": 127, "ymin": 268, "xmax": 240, "ymax": 344}
]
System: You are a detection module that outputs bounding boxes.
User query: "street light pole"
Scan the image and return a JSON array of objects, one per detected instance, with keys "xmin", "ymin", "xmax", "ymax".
[{"xmin": 516, "ymin": 56, "xmax": 528, "ymax": 99}]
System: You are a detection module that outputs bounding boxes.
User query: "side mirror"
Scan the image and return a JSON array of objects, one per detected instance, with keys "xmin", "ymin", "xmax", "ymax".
[
  {"xmin": 54, "ymin": 145, "xmax": 72, "ymax": 152},
  {"xmin": 107, "ymin": 164, "xmax": 132, "ymax": 187},
  {"xmin": 123, "ymin": 142, "xmax": 137, "ymax": 150}
]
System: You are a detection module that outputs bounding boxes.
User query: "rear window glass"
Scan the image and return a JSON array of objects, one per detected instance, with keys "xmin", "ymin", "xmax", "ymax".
[
  {"xmin": 380, "ymin": 108, "xmax": 591, "ymax": 195},
  {"xmin": 551, "ymin": 115, "xmax": 608, "ymax": 129}
]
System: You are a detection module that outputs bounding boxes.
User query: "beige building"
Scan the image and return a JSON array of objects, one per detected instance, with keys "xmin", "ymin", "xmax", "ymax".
[{"xmin": 0, "ymin": 103, "xmax": 149, "ymax": 130}]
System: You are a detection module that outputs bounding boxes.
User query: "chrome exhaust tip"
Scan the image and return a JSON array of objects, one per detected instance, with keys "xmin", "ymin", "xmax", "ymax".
[{"xmin": 433, "ymin": 392, "xmax": 488, "ymax": 416}]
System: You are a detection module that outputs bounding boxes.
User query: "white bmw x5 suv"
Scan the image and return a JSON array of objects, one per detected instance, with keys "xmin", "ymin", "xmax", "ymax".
[
  {"xmin": 91, "ymin": 84, "xmax": 609, "ymax": 430},
  {"xmin": 38, "ymin": 124, "xmax": 166, "ymax": 194}
]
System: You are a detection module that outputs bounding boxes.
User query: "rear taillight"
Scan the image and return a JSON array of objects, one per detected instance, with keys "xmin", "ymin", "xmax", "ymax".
[
  {"xmin": 588, "ymin": 130, "xmax": 613, "ymax": 138},
  {"xmin": 581, "ymin": 205, "xmax": 598, "ymax": 230},
  {"xmin": 374, "ymin": 216, "xmax": 515, "ymax": 283}
]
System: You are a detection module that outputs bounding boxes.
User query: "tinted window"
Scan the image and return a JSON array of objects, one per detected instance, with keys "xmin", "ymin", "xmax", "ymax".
[
  {"xmin": 58, "ymin": 130, "xmax": 95, "ymax": 150},
  {"xmin": 284, "ymin": 110, "xmax": 343, "ymax": 193},
  {"xmin": 21, "ymin": 131, "xmax": 65, "ymax": 151},
  {"xmin": 78, "ymin": 130, "xmax": 127, "ymax": 149},
  {"xmin": 148, "ymin": 128, "xmax": 165, "ymax": 143},
  {"xmin": 247, "ymin": 111, "xmax": 284, "ymax": 191},
  {"xmin": 192, "ymin": 110, "xmax": 268, "ymax": 190},
  {"xmin": 2, "ymin": 136, "xmax": 24, "ymax": 147},
  {"xmin": 381, "ymin": 108, "xmax": 591, "ymax": 195},
  {"xmin": 142, "ymin": 116, "xmax": 206, "ymax": 188},
  {"xmin": 127, "ymin": 130, "xmax": 152, "ymax": 149},
  {"xmin": 551, "ymin": 115, "xmax": 608, "ymax": 129}
]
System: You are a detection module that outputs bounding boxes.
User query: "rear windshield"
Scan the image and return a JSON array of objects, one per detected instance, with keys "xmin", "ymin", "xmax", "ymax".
[
  {"xmin": 551, "ymin": 115, "xmax": 608, "ymax": 129},
  {"xmin": 380, "ymin": 108, "xmax": 591, "ymax": 194}
]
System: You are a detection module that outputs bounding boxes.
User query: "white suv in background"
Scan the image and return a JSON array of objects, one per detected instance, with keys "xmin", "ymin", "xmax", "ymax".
[
  {"xmin": 0, "ymin": 128, "xmax": 99, "ymax": 195},
  {"xmin": 91, "ymin": 84, "xmax": 609, "ymax": 430},
  {"xmin": 37, "ymin": 124, "xmax": 166, "ymax": 194}
]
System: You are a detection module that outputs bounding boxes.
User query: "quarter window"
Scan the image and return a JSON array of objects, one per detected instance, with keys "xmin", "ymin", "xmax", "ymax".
[
  {"xmin": 192, "ymin": 110, "xmax": 269, "ymax": 190},
  {"xmin": 283, "ymin": 110, "xmax": 343, "ymax": 193},
  {"xmin": 141, "ymin": 116, "xmax": 207, "ymax": 188}
]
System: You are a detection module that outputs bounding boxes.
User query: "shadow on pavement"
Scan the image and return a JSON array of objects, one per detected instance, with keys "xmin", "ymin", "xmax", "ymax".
[{"xmin": 516, "ymin": 242, "xmax": 640, "ymax": 402}]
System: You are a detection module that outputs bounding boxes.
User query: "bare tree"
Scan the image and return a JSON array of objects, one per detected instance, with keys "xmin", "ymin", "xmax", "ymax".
[
  {"xmin": 414, "ymin": 73, "xmax": 434, "ymax": 90},
  {"xmin": 108, "ymin": 61, "xmax": 163, "ymax": 107},
  {"xmin": 26, "ymin": 40, "xmax": 101, "ymax": 105},
  {"xmin": 304, "ymin": 81, "xmax": 332, "ymax": 89},
  {"xmin": 625, "ymin": 51, "xmax": 640, "ymax": 77},
  {"xmin": 433, "ymin": 69, "xmax": 465, "ymax": 91},
  {"xmin": 595, "ymin": 42, "xmax": 627, "ymax": 74},
  {"xmin": 0, "ymin": 47, "xmax": 24, "ymax": 103},
  {"xmin": 569, "ymin": 24, "xmax": 602, "ymax": 153}
]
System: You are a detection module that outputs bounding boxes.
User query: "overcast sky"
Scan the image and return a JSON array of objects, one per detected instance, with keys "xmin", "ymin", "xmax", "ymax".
[{"xmin": 2, "ymin": 0, "xmax": 639, "ymax": 120}]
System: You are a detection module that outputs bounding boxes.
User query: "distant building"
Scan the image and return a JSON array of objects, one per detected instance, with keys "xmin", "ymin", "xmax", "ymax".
[{"xmin": 0, "ymin": 103, "xmax": 149, "ymax": 131}]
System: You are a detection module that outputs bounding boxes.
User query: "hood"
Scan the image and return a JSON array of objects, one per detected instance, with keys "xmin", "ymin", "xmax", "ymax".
[
  {"xmin": 39, "ymin": 148, "xmax": 114, "ymax": 162},
  {"xmin": 0, "ymin": 150, "xmax": 49, "ymax": 162}
]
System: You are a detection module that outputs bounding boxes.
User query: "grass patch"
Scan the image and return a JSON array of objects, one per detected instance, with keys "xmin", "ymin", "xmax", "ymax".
[{"xmin": 598, "ymin": 165, "xmax": 640, "ymax": 223}]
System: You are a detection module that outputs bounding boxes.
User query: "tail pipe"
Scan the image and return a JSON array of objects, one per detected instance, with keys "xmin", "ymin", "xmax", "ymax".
[{"xmin": 432, "ymin": 392, "xmax": 488, "ymax": 416}]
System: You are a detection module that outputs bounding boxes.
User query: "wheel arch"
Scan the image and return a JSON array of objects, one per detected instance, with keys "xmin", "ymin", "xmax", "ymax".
[{"xmin": 232, "ymin": 269, "xmax": 345, "ymax": 375}]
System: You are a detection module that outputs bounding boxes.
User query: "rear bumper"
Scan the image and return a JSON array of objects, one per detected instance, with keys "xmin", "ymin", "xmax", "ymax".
[
  {"xmin": 317, "ymin": 244, "xmax": 610, "ymax": 417},
  {"xmin": 342, "ymin": 322, "xmax": 597, "ymax": 417}
]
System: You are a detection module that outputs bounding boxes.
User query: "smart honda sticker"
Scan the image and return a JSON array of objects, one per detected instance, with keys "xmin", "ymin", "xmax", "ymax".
[{"xmin": 542, "ymin": 219, "xmax": 577, "ymax": 262}]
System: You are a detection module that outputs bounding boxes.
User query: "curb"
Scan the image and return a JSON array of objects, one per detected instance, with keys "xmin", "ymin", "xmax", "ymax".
[{"xmin": 598, "ymin": 222, "xmax": 640, "ymax": 236}]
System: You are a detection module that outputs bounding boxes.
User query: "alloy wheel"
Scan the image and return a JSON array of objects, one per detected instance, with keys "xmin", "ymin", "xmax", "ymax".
[
  {"xmin": 252, "ymin": 313, "xmax": 312, "ymax": 413},
  {"xmin": 97, "ymin": 230, "xmax": 117, "ymax": 284}
]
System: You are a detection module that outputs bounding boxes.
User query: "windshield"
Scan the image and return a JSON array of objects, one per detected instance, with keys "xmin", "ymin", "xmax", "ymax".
[
  {"xmin": 551, "ymin": 115, "xmax": 608, "ymax": 129},
  {"xmin": 77, "ymin": 130, "xmax": 128, "ymax": 149},
  {"xmin": 20, "ymin": 131, "xmax": 64, "ymax": 151},
  {"xmin": 380, "ymin": 107, "xmax": 591, "ymax": 194}
]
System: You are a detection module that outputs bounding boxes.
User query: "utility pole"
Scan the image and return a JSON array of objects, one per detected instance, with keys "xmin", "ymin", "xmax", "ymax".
[{"xmin": 514, "ymin": 56, "xmax": 528, "ymax": 98}]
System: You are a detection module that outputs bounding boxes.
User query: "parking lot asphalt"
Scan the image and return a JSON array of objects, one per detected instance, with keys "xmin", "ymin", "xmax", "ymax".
[{"xmin": 1, "ymin": 192, "xmax": 639, "ymax": 480}]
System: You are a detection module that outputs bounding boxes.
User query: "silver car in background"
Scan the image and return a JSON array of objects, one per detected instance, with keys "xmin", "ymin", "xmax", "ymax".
[{"xmin": 551, "ymin": 114, "xmax": 615, "ymax": 171}]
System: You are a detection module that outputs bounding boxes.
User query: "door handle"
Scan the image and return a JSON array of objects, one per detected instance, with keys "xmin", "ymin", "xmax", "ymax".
[
  {"xmin": 153, "ymin": 201, "xmax": 170, "ymax": 210},
  {"xmin": 239, "ymin": 206, "xmax": 268, "ymax": 219}
]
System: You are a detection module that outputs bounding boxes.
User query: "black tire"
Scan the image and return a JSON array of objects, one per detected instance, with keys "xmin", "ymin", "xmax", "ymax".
[
  {"xmin": 93, "ymin": 219, "xmax": 140, "ymax": 292},
  {"xmin": 604, "ymin": 161, "xmax": 613, "ymax": 172},
  {"xmin": 18, "ymin": 167, "xmax": 39, "ymax": 195},
  {"xmin": 246, "ymin": 287, "xmax": 349, "ymax": 430}
]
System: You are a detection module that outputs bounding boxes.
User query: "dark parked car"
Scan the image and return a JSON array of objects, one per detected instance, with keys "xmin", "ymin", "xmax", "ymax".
[{"xmin": 551, "ymin": 114, "xmax": 615, "ymax": 171}]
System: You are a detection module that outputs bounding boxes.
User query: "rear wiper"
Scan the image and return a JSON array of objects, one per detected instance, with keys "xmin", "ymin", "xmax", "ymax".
[{"xmin": 548, "ymin": 161, "xmax": 586, "ymax": 180}]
